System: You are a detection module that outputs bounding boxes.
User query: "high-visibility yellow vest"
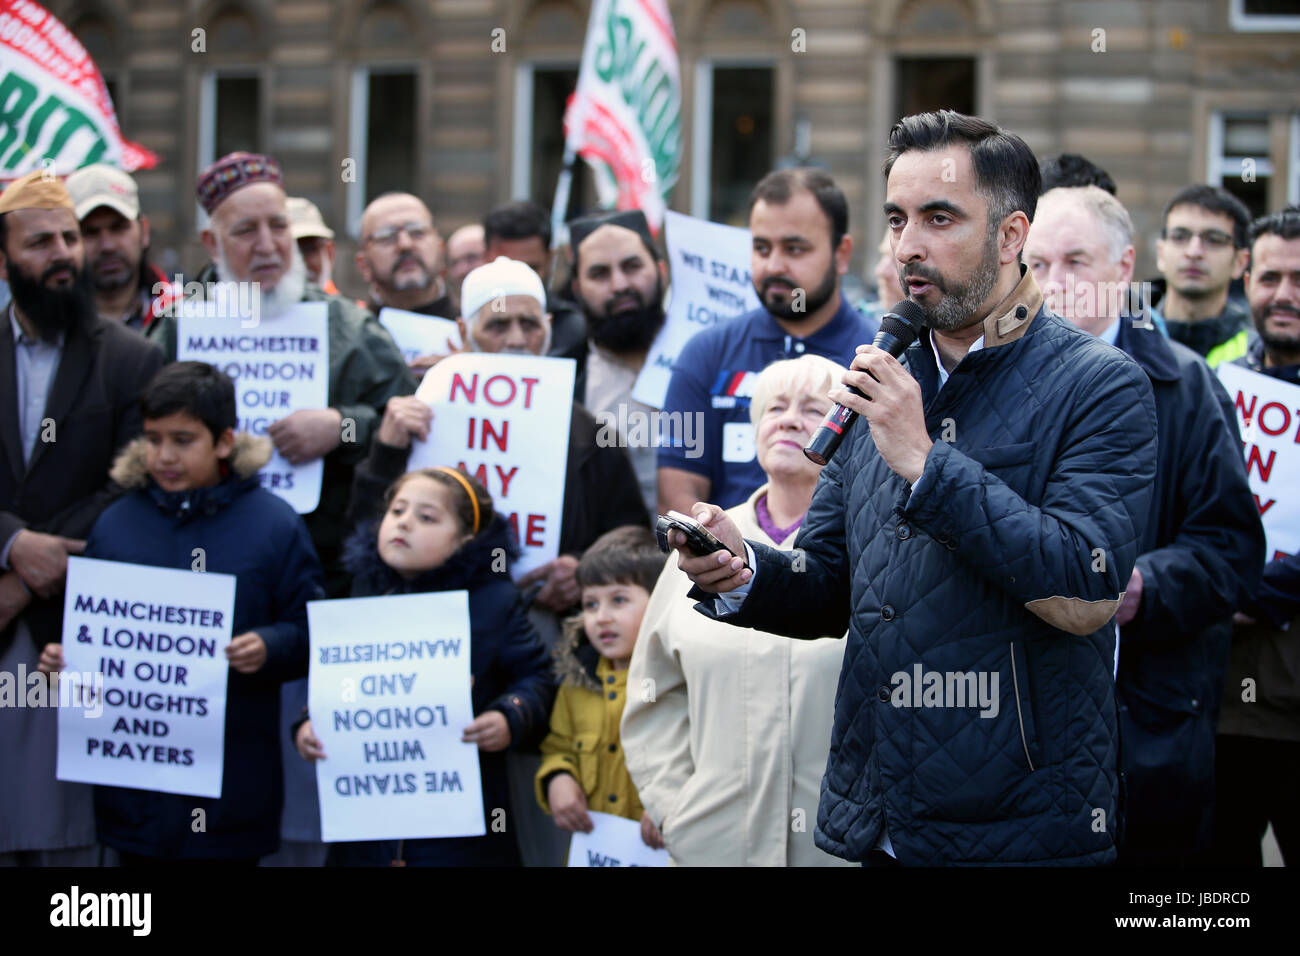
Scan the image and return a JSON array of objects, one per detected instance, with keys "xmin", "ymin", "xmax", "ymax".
[{"xmin": 1205, "ymin": 329, "xmax": 1250, "ymax": 369}]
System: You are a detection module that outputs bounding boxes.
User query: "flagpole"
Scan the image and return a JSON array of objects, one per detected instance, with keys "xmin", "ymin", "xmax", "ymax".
[{"xmin": 551, "ymin": 146, "xmax": 576, "ymax": 255}]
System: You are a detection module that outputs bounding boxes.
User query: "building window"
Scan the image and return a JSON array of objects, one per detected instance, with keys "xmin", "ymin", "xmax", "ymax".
[
  {"xmin": 894, "ymin": 57, "xmax": 977, "ymax": 123},
  {"xmin": 197, "ymin": 73, "xmax": 261, "ymax": 173},
  {"xmin": 1209, "ymin": 113, "xmax": 1274, "ymax": 219},
  {"xmin": 1290, "ymin": 113, "xmax": 1300, "ymax": 205},
  {"xmin": 511, "ymin": 64, "xmax": 596, "ymax": 223},
  {"xmin": 691, "ymin": 63, "xmax": 773, "ymax": 226},
  {"xmin": 1229, "ymin": 0, "xmax": 1300, "ymax": 31},
  {"xmin": 346, "ymin": 68, "xmax": 417, "ymax": 236}
]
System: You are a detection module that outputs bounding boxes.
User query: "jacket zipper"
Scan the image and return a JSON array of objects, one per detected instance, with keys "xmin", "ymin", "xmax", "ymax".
[{"xmin": 1009, "ymin": 642, "xmax": 1035, "ymax": 772}]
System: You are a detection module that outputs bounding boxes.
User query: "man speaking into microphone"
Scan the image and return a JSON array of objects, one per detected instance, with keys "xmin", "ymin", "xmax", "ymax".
[{"xmin": 667, "ymin": 112, "xmax": 1159, "ymax": 866}]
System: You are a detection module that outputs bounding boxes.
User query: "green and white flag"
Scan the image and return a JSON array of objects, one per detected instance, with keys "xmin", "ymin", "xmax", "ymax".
[
  {"xmin": 562, "ymin": 0, "xmax": 681, "ymax": 230},
  {"xmin": 0, "ymin": 0, "xmax": 157, "ymax": 178}
]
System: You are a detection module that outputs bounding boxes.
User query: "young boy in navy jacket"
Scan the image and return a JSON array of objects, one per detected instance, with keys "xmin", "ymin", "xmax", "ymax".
[{"xmin": 40, "ymin": 361, "xmax": 325, "ymax": 864}]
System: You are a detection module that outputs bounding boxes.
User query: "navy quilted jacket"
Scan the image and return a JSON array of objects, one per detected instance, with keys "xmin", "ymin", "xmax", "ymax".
[{"xmin": 699, "ymin": 271, "xmax": 1159, "ymax": 865}]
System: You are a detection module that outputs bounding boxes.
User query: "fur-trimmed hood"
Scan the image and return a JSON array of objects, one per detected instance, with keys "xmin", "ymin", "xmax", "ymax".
[
  {"xmin": 552, "ymin": 614, "xmax": 602, "ymax": 693},
  {"xmin": 341, "ymin": 511, "xmax": 521, "ymax": 597},
  {"xmin": 110, "ymin": 432, "xmax": 272, "ymax": 489}
]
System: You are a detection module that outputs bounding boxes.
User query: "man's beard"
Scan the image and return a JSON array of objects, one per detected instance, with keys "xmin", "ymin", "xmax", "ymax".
[
  {"xmin": 756, "ymin": 258, "xmax": 837, "ymax": 322},
  {"xmin": 381, "ymin": 251, "xmax": 433, "ymax": 295},
  {"xmin": 902, "ymin": 225, "xmax": 1001, "ymax": 332},
  {"xmin": 1253, "ymin": 301, "xmax": 1300, "ymax": 358},
  {"xmin": 582, "ymin": 278, "xmax": 666, "ymax": 353},
  {"xmin": 214, "ymin": 240, "xmax": 308, "ymax": 317},
  {"xmin": 6, "ymin": 257, "xmax": 94, "ymax": 342}
]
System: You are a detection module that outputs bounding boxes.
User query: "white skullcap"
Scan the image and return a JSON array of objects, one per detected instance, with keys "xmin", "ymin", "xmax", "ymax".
[{"xmin": 460, "ymin": 256, "xmax": 547, "ymax": 321}]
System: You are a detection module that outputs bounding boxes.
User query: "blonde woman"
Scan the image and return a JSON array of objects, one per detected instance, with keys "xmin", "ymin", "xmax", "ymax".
[{"xmin": 622, "ymin": 355, "xmax": 855, "ymax": 866}]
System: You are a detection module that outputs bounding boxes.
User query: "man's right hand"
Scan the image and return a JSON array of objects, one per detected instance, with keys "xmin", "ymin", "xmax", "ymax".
[
  {"xmin": 376, "ymin": 395, "xmax": 434, "ymax": 449},
  {"xmin": 668, "ymin": 504, "xmax": 751, "ymax": 593},
  {"xmin": 10, "ymin": 530, "xmax": 84, "ymax": 598}
]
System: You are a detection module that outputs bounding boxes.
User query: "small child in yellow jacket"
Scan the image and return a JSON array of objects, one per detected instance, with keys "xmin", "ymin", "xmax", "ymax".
[{"xmin": 536, "ymin": 525, "xmax": 665, "ymax": 849}]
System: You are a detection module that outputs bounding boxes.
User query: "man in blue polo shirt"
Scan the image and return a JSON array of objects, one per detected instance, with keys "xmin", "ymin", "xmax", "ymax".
[{"xmin": 658, "ymin": 168, "xmax": 880, "ymax": 512}]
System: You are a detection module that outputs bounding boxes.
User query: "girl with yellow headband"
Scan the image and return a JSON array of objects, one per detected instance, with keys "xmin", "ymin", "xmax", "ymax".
[{"xmin": 293, "ymin": 405, "xmax": 556, "ymax": 866}]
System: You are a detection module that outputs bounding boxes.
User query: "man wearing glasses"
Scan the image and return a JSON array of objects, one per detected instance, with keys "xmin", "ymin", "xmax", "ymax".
[
  {"xmin": 1151, "ymin": 185, "xmax": 1253, "ymax": 368},
  {"xmin": 356, "ymin": 192, "xmax": 455, "ymax": 320}
]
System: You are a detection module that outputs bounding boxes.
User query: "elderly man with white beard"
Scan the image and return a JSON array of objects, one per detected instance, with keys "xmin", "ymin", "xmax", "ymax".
[{"xmin": 148, "ymin": 152, "xmax": 415, "ymax": 595}]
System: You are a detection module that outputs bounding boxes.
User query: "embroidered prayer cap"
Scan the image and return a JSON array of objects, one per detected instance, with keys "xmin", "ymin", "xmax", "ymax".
[{"xmin": 196, "ymin": 152, "xmax": 283, "ymax": 216}]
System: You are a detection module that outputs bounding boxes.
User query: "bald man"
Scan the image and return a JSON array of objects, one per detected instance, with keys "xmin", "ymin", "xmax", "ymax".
[
  {"xmin": 356, "ymin": 192, "xmax": 452, "ymax": 318},
  {"xmin": 444, "ymin": 223, "xmax": 485, "ymax": 316}
]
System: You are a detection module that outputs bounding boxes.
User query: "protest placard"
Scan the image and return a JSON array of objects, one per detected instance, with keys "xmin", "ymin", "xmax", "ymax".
[
  {"xmin": 56, "ymin": 557, "xmax": 235, "ymax": 798},
  {"xmin": 631, "ymin": 210, "xmax": 760, "ymax": 409},
  {"xmin": 1217, "ymin": 362, "xmax": 1300, "ymax": 561},
  {"xmin": 308, "ymin": 592, "xmax": 484, "ymax": 842},
  {"xmin": 377, "ymin": 307, "xmax": 462, "ymax": 366},
  {"xmin": 178, "ymin": 302, "xmax": 330, "ymax": 513},
  {"xmin": 410, "ymin": 352, "xmax": 574, "ymax": 580},
  {"xmin": 567, "ymin": 811, "xmax": 671, "ymax": 867}
]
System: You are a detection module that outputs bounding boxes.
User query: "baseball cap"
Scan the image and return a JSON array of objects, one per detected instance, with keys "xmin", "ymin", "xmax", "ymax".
[
  {"xmin": 65, "ymin": 164, "xmax": 140, "ymax": 220},
  {"xmin": 287, "ymin": 197, "xmax": 335, "ymax": 240}
]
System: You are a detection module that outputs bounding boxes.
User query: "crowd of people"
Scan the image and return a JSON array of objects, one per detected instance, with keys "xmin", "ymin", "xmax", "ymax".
[{"xmin": 0, "ymin": 107, "xmax": 1296, "ymax": 867}]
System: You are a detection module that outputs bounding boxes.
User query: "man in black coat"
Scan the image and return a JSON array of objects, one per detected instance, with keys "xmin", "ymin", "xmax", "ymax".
[
  {"xmin": 0, "ymin": 171, "xmax": 165, "ymax": 865},
  {"xmin": 1025, "ymin": 185, "xmax": 1264, "ymax": 865}
]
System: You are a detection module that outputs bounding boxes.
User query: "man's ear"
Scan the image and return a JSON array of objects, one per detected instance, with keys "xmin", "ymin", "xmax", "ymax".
[
  {"xmin": 355, "ymin": 248, "xmax": 373, "ymax": 284},
  {"xmin": 1118, "ymin": 245, "xmax": 1136, "ymax": 287},
  {"xmin": 1231, "ymin": 247, "xmax": 1250, "ymax": 281},
  {"xmin": 1000, "ymin": 212, "xmax": 1031, "ymax": 265},
  {"xmin": 214, "ymin": 427, "xmax": 236, "ymax": 459},
  {"xmin": 139, "ymin": 215, "xmax": 151, "ymax": 250},
  {"xmin": 545, "ymin": 311, "xmax": 554, "ymax": 328},
  {"xmin": 835, "ymin": 233, "xmax": 853, "ymax": 275},
  {"xmin": 200, "ymin": 228, "xmax": 219, "ymax": 263}
]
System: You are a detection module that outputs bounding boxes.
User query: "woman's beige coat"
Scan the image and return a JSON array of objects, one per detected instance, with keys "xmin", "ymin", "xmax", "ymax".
[{"xmin": 621, "ymin": 485, "xmax": 853, "ymax": 866}]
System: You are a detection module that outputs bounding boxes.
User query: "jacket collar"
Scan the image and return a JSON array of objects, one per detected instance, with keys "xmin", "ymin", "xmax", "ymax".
[
  {"xmin": 1114, "ymin": 318, "xmax": 1180, "ymax": 384},
  {"xmin": 979, "ymin": 265, "xmax": 1045, "ymax": 348},
  {"xmin": 108, "ymin": 432, "xmax": 273, "ymax": 518},
  {"xmin": 342, "ymin": 511, "xmax": 521, "ymax": 597}
]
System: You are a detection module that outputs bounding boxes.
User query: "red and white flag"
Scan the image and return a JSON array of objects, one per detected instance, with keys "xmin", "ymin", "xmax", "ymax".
[
  {"xmin": 562, "ymin": 0, "xmax": 682, "ymax": 230},
  {"xmin": 0, "ymin": 0, "xmax": 158, "ymax": 178}
]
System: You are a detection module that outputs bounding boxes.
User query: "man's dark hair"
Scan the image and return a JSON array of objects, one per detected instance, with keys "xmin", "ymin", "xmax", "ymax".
[
  {"xmin": 139, "ymin": 362, "xmax": 237, "ymax": 443},
  {"xmin": 1248, "ymin": 205, "xmax": 1300, "ymax": 253},
  {"xmin": 483, "ymin": 200, "xmax": 552, "ymax": 249},
  {"xmin": 1161, "ymin": 185, "xmax": 1252, "ymax": 249},
  {"xmin": 1039, "ymin": 153, "xmax": 1116, "ymax": 195},
  {"xmin": 748, "ymin": 167, "xmax": 848, "ymax": 250},
  {"xmin": 884, "ymin": 110, "xmax": 1042, "ymax": 227},
  {"xmin": 576, "ymin": 524, "xmax": 664, "ymax": 595},
  {"xmin": 0, "ymin": 211, "xmax": 7, "ymax": 251}
]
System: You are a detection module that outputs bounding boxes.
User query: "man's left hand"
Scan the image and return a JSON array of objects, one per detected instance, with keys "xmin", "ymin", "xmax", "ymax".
[
  {"xmin": 1115, "ymin": 566, "xmax": 1143, "ymax": 627},
  {"xmin": 226, "ymin": 632, "xmax": 268, "ymax": 674},
  {"xmin": 831, "ymin": 345, "xmax": 932, "ymax": 484},
  {"xmin": 519, "ymin": 554, "xmax": 581, "ymax": 612},
  {"xmin": 268, "ymin": 409, "xmax": 344, "ymax": 464}
]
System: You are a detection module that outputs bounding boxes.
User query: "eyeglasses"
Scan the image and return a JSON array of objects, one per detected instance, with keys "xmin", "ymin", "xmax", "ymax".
[
  {"xmin": 1162, "ymin": 228, "xmax": 1235, "ymax": 250},
  {"xmin": 365, "ymin": 222, "xmax": 434, "ymax": 247}
]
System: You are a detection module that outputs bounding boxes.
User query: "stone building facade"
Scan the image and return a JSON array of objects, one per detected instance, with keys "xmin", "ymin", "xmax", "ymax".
[{"xmin": 54, "ymin": 0, "xmax": 1300, "ymax": 293}]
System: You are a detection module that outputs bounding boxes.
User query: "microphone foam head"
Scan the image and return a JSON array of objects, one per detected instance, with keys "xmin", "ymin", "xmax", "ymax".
[{"xmin": 880, "ymin": 299, "xmax": 926, "ymax": 349}]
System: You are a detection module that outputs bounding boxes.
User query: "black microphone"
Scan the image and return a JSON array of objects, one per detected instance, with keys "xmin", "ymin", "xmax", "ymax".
[{"xmin": 803, "ymin": 299, "xmax": 927, "ymax": 466}]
